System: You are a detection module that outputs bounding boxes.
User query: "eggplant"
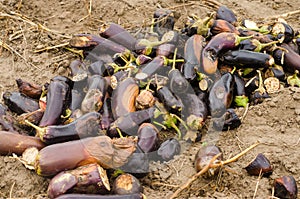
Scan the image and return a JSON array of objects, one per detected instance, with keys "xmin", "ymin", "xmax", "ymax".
[
  {"xmin": 210, "ymin": 19, "xmax": 239, "ymax": 35},
  {"xmin": 0, "ymin": 131, "xmax": 45, "ymax": 155},
  {"xmin": 18, "ymin": 109, "xmax": 44, "ymax": 126},
  {"xmin": 168, "ymin": 68, "xmax": 193, "ymax": 95},
  {"xmin": 47, "ymin": 163, "xmax": 110, "ymax": 199},
  {"xmin": 264, "ymin": 64, "xmax": 286, "ymax": 81},
  {"xmin": 216, "ymin": 5, "xmax": 237, "ymax": 24},
  {"xmin": 3, "ymin": 91, "xmax": 39, "ymax": 115},
  {"xmin": 212, "ymin": 108, "xmax": 241, "ymax": 131},
  {"xmin": 135, "ymin": 55, "xmax": 152, "ymax": 66},
  {"xmin": 183, "ymin": 34, "xmax": 204, "ymax": 81},
  {"xmin": 69, "ymin": 34, "xmax": 130, "ymax": 57},
  {"xmin": 273, "ymin": 43, "xmax": 300, "ymax": 72},
  {"xmin": 25, "ymin": 112, "xmax": 102, "ymax": 144},
  {"xmin": 120, "ymin": 146, "xmax": 149, "ymax": 177},
  {"xmin": 153, "ymin": 8, "xmax": 175, "ymax": 35},
  {"xmin": 135, "ymin": 56, "xmax": 165, "ymax": 82},
  {"xmin": 22, "ymin": 136, "xmax": 136, "ymax": 176},
  {"xmin": 99, "ymin": 22, "xmax": 137, "ymax": 50},
  {"xmin": 16, "ymin": 78, "xmax": 42, "ymax": 99},
  {"xmin": 244, "ymin": 153, "xmax": 272, "ymax": 176},
  {"xmin": 137, "ymin": 123, "xmax": 159, "ymax": 153},
  {"xmin": 220, "ymin": 50, "xmax": 274, "ymax": 68},
  {"xmin": 250, "ymin": 70, "xmax": 270, "ymax": 104},
  {"xmin": 271, "ymin": 22, "xmax": 294, "ymax": 43},
  {"xmin": 109, "ymin": 107, "xmax": 155, "ymax": 137},
  {"xmin": 180, "ymin": 93, "xmax": 208, "ymax": 130},
  {"xmin": 233, "ymin": 73, "xmax": 249, "ymax": 107},
  {"xmin": 274, "ymin": 176, "xmax": 298, "ymax": 199},
  {"xmin": 39, "ymin": 77, "xmax": 72, "ymax": 127},
  {"xmin": 201, "ymin": 33, "xmax": 250, "ymax": 74},
  {"xmin": 161, "ymin": 30, "xmax": 179, "ymax": 45},
  {"xmin": 156, "ymin": 43, "xmax": 175, "ymax": 57},
  {"xmin": 111, "ymin": 77, "xmax": 139, "ymax": 120},
  {"xmin": 239, "ymin": 39, "xmax": 278, "ymax": 52},
  {"xmin": 156, "ymin": 86, "xmax": 182, "ymax": 114},
  {"xmin": 238, "ymin": 29, "xmax": 274, "ymax": 43},
  {"xmin": 88, "ymin": 60, "xmax": 114, "ymax": 76},
  {"xmin": 194, "ymin": 145, "xmax": 223, "ymax": 176},
  {"xmin": 55, "ymin": 193, "xmax": 144, "ymax": 199},
  {"xmin": 100, "ymin": 96, "xmax": 114, "ymax": 131},
  {"xmin": 81, "ymin": 75, "xmax": 107, "ymax": 113},
  {"xmin": 156, "ymin": 138, "xmax": 181, "ymax": 162},
  {"xmin": 68, "ymin": 60, "xmax": 88, "ymax": 82},
  {"xmin": 209, "ymin": 73, "xmax": 234, "ymax": 118},
  {"xmin": 113, "ymin": 173, "xmax": 142, "ymax": 195},
  {"xmin": 135, "ymin": 90, "xmax": 156, "ymax": 110}
]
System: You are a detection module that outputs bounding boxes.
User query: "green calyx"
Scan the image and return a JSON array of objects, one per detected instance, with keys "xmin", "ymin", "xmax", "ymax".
[
  {"xmin": 234, "ymin": 95, "xmax": 249, "ymax": 108},
  {"xmin": 287, "ymin": 70, "xmax": 300, "ymax": 87}
]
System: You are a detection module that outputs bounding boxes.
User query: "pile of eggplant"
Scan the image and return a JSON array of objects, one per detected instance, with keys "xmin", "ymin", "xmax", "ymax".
[{"xmin": 0, "ymin": 4, "xmax": 300, "ymax": 199}]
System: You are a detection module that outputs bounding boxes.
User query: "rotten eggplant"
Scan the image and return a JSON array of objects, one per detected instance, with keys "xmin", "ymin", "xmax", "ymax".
[
  {"xmin": 244, "ymin": 153, "xmax": 272, "ymax": 176},
  {"xmin": 156, "ymin": 138, "xmax": 181, "ymax": 162},
  {"xmin": 273, "ymin": 43, "xmax": 300, "ymax": 72},
  {"xmin": 274, "ymin": 176, "xmax": 298, "ymax": 199},
  {"xmin": 216, "ymin": 5, "xmax": 237, "ymax": 24},
  {"xmin": 137, "ymin": 123, "xmax": 159, "ymax": 153},
  {"xmin": 47, "ymin": 163, "xmax": 110, "ymax": 199},
  {"xmin": 16, "ymin": 78, "xmax": 42, "ymax": 99},
  {"xmin": 113, "ymin": 173, "xmax": 143, "ymax": 195},
  {"xmin": 210, "ymin": 19, "xmax": 239, "ymax": 35},
  {"xmin": 55, "ymin": 193, "xmax": 144, "ymax": 199}
]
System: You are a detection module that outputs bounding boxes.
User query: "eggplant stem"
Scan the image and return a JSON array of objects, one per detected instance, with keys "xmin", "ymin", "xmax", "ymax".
[
  {"xmin": 170, "ymin": 122, "xmax": 182, "ymax": 140},
  {"xmin": 63, "ymin": 47, "xmax": 84, "ymax": 58},
  {"xmin": 61, "ymin": 108, "xmax": 72, "ymax": 119},
  {"xmin": 230, "ymin": 66, "xmax": 237, "ymax": 75},
  {"xmin": 24, "ymin": 119, "xmax": 46, "ymax": 138},
  {"xmin": 235, "ymin": 35, "xmax": 253, "ymax": 46},
  {"xmin": 170, "ymin": 113, "xmax": 189, "ymax": 131},
  {"xmin": 153, "ymin": 121, "xmax": 167, "ymax": 130},
  {"xmin": 171, "ymin": 48, "xmax": 178, "ymax": 70},
  {"xmin": 116, "ymin": 127, "xmax": 124, "ymax": 138},
  {"xmin": 254, "ymin": 40, "xmax": 278, "ymax": 52},
  {"xmin": 255, "ymin": 70, "xmax": 266, "ymax": 94}
]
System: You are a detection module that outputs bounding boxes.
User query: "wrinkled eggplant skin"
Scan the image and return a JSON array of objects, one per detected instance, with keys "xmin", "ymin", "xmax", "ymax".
[
  {"xmin": 221, "ymin": 50, "xmax": 273, "ymax": 68},
  {"xmin": 156, "ymin": 86, "xmax": 182, "ymax": 114},
  {"xmin": 41, "ymin": 112, "xmax": 102, "ymax": 144},
  {"xmin": 55, "ymin": 193, "xmax": 144, "ymax": 199},
  {"xmin": 194, "ymin": 145, "xmax": 223, "ymax": 173},
  {"xmin": 209, "ymin": 73, "xmax": 234, "ymax": 118},
  {"xmin": 16, "ymin": 78, "xmax": 42, "ymax": 99},
  {"xmin": 183, "ymin": 34, "xmax": 204, "ymax": 80},
  {"xmin": 210, "ymin": 19, "xmax": 239, "ymax": 35},
  {"xmin": 136, "ymin": 56, "xmax": 165, "ymax": 81},
  {"xmin": 181, "ymin": 93, "xmax": 208, "ymax": 120},
  {"xmin": 169, "ymin": 69, "xmax": 193, "ymax": 95},
  {"xmin": 100, "ymin": 97, "xmax": 114, "ymax": 130},
  {"xmin": 113, "ymin": 173, "xmax": 143, "ymax": 195},
  {"xmin": 156, "ymin": 138, "xmax": 181, "ymax": 162},
  {"xmin": 39, "ymin": 77, "xmax": 72, "ymax": 127},
  {"xmin": 3, "ymin": 91, "xmax": 39, "ymax": 115},
  {"xmin": 233, "ymin": 73, "xmax": 246, "ymax": 96},
  {"xmin": 216, "ymin": 5, "xmax": 237, "ymax": 24}
]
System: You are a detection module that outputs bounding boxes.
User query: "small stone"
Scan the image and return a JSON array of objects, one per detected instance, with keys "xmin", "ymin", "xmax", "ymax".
[
  {"xmin": 256, "ymin": 110, "xmax": 263, "ymax": 116},
  {"xmin": 292, "ymin": 93, "xmax": 300, "ymax": 100},
  {"xmin": 295, "ymin": 109, "xmax": 300, "ymax": 115},
  {"xmin": 269, "ymin": 101, "xmax": 276, "ymax": 107}
]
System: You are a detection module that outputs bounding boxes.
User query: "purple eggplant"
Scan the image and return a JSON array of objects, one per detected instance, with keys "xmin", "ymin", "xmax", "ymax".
[
  {"xmin": 220, "ymin": 50, "xmax": 274, "ymax": 69},
  {"xmin": 216, "ymin": 5, "xmax": 237, "ymax": 24},
  {"xmin": 137, "ymin": 123, "xmax": 159, "ymax": 153},
  {"xmin": 111, "ymin": 77, "xmax": 139, "ymax": 120},
  {"xmin": 156, "ymin": 86, "xmax": 182, "ymax": 114},
  {"xmin": 233, "ymin": 73, "xmax": 248, "ymax": 107},
  {"xmin": 39, "ymin": 76, "xmax": 72, "ymax": 127},
  {"xmin": 135, "ymin": 56, "xmax": 165, "ymax": 82},
  {"xmin": 210, "ymin": 19, "xmax": 239, "ymax": 35},
  {"xmin": 201, "ymin": 32, "xmax": 250, "ymax": 74},
  {"xmin": 99, "ymin": 22, "xmax": 137, "ymax": 50},
  {"xmin": 26, "ymin": 112, "xmax": 102, "ymax": 144},
  {"xmin": 109, "ymin": 107, "xmax": 155, "ymax": 137},
  {"xmin": 274, "ymin": 176, "xmax": 298, "ymax": 199},
  {"xmin": 100, "ymin": 96, "xmax": 114, "ymax": 131},
  {"xmin": 47, "ymin": 163, "xmax": 110, "ymax": 199},
  {"xmin": 3, "ymin": 91, "xmax": 39, "ymax": 115},
  {"xmin": 183, "ymin": 34, "xmax": 204, "ymax": 81},
  {"xmin": 55, "ymin": 193, "xmax": 144, "ymax": 199},
  {"xmin": 16, "ymin": 78, "xmax": 42, "ymax": 99},
  {"xmin": 244, "ymin": 153, "xmax": 273, "ymax": 176},
  {"xmin": 212, "ymin": 108, "xmax": 241, "ymax": 131},
  {"xmin": 113, "ymin": 173, "xmax": 142, "ymax": 195},
  {"xmin": 209, "ymin": 73, "xmax": 234, "ymax": 118},
  {"xmin": 273, "ymin": 43, "xmax": 300, "ymax": 72},
  {"xmin": 156, "ymin": 138, "xmax": 180, "ymax": 162},
  {"xmin": 271, "ymin": 22, "xmax": 294, "ymax": 43}
]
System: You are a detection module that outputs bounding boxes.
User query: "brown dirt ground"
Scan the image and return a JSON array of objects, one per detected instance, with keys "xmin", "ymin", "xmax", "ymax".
[{"xmin": 0, "ymin": 0, "xmax": 300, "ymax": 198}]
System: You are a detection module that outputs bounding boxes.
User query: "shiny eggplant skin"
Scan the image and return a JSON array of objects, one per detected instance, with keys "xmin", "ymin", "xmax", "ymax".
[
  {"xmin": 273, "ymin": 43, "xmax": 300, "ymax": 72},
  {"xmin": 210, "ymin": 19, "xmax": 239, "ymax": 35},
  {"xmin": 220, "ymin": 50, "xmax": 274, "ymax": 68},
  {"xmin": 3, "ymin": 91, "xmax": 39, "ymax": 115},
  {"xmin": 209, "ymin": 73, "xmax": 234, "ymax": 118},
  {"xmin": 137, "ymin": 123, "xmax": 159, "ymax": 153},
  {"xmin": 156, "ymin": 86, "xmax": 182, "ymax": 114}
]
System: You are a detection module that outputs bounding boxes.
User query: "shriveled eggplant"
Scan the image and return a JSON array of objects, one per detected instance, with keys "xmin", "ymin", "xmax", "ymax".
[
  {"xmin": 47, "ymin": 163, "xmax": 110, "ymax": 199},
  {"xmin": 16, "ymin": 78, "xmax": 42, "ymax": 99},
  {"xmin": 244, "ymin": 153, "xmax": 272, "ymax": 176},
  {"xmin": 55, "ymin": 193, "xmax": 144, "ymax": 199},
  {"xmin": 137, "ymin": 123, "xmax": 159, "ymax": 153},
  {"xmin": 113, "ymin": 173, "xmax": 142, "ymax": 195},
  {"xmin": 156, "ymin": 138, "xmax": 180, "ymax": 162},
  {"xmin": 274, "ymin": 176, "xmax": 298, "ymax": 199},
  {"xmin": 21, "ymin": 136, "xmax": 136, "ymax": 176}
]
